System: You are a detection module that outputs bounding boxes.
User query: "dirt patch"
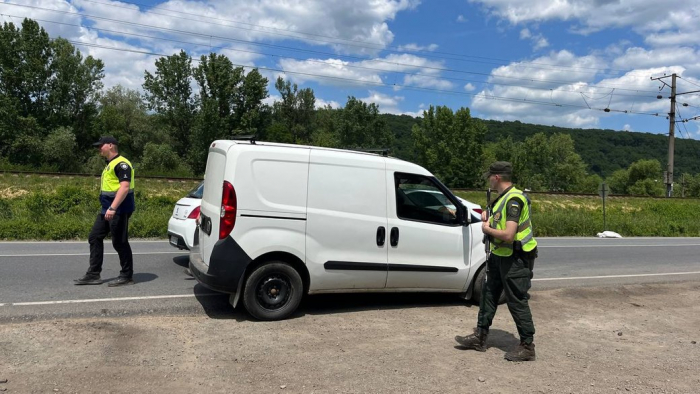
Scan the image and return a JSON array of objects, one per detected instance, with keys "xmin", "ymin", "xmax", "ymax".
[{"xmin": 1, "ymin": 282, "xmax": 699, "ymax": 393}]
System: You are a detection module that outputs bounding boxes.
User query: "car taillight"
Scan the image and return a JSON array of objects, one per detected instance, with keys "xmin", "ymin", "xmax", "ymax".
[
  {"xmin": 187, "ymin": 206, "xmax": 201, "ymax": 219},
  {"xmin": 219, "ymin": 181, "xmax": 237, "ymax": 239},
  {"xmin": 473, "ymin": 208, "xmax": 483, "ymax": 215}
]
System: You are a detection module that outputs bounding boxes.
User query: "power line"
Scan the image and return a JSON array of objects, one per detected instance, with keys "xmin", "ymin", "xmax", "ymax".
[
  {"xmin": 60, "ymin": 37, "xmax": 663, "ymax": 118},
  {"xmin": 74, "ymin": 0, "xmax": 648, "ymax": 78},
  {"xmin": 1, "ymin": 2, "xmax": 661, "ymax": 93},
  {"xmin": 6, "ymin": 15, "xmax": 658, "ymax": 100}
]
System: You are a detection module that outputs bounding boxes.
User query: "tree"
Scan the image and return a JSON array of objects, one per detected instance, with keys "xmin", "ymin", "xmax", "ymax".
[
  {"xmin": 337, "ymin": 96, "xmax": 392, "ymax": 149},
  {"xmin": 143, "ymin": 50, "xmax": 195, "ymax": 157},
  {"xmin": 270, "ymin": 76, "xmax": 316, "ymax": 143},
  {"xmin": 0, "ymin": 19, "xmax": 104, "ymax": 164},
  {"xmin": 412, "ymin": 105, "xmax": 486, "ymax": 188},
  {"xmin": 487, "ymin": 132, "xmax": 588, "ymax": 192},
  {"xmin": 94, "ymin": 85, "xmax": 156, "ymax": 160}
]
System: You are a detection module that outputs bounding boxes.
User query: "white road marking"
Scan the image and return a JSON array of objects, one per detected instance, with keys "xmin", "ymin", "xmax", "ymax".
[
  {"xmin": 0, "ymin": 252, "xmax": 183, "ymax": 257},
  {"xmin": 534, "ymin": 271, "xmax": 700, "ymax": 281},
  {"xmin": 538, "ymin": 244, "xmax": 700, "ymax": 248},
  {"xmin": 8, "ymin": 293, "xmax": 221, "ymax": 306},
  {"xmin": 0, "ymin": 240, "xmax": 172, "ymax": 244}
]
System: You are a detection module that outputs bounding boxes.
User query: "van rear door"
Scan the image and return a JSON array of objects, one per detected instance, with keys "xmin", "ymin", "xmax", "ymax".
[{"xmin": 198, "ymin": 142, "xmax": 230, "ymax": 265}]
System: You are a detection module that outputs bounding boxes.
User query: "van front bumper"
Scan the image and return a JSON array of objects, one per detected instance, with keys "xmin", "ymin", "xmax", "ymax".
[{"xmin": 189, "ymin": 238, "xmax": 252, "ymax": 294}]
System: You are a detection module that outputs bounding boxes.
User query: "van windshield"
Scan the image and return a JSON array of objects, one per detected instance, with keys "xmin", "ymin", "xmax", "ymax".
[{"xmin": 186, "ymin": 181, "xmax": 205, "ymax": 199}]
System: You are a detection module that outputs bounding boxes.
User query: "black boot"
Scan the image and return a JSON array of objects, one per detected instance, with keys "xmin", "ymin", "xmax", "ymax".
[
  {"xmin": 504, "ymin": 341, "xmax": 536, "ymax": 361},
  {"xmin": 455, "ymin": 328, "xmax": 488, "ymax": 351}
]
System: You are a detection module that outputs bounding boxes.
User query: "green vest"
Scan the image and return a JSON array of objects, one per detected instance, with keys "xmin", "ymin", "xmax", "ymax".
[
  {"xmin": 489, "ymin": 186, "xmax": 537, "ymax": 257},
  {"xmin": 101, "ymin": 156, "xmax": 135, "ymax": 193}
]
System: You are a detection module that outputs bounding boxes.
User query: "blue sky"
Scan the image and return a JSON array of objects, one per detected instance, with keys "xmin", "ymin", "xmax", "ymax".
[{"xmin": 3, "ymin": 0, "xmax": 700, "ymax": 138}]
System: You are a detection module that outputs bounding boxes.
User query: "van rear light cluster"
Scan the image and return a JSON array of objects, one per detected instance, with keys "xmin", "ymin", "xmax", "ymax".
[
  {"xmin": 473, "ymin": 208, "xmax": 483, "ymax": 215},
  {"xmin": 219, "ymin": 181, "xmax": 237, "ymax": 239},
  {"xmin": 187, "ymin": 206, "xmax": 201, "ymax": 219}
]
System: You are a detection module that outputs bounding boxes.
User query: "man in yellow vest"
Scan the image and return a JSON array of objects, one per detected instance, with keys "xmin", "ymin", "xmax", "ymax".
[
  {"xmin": 455, "ymin": 161, "xmax": 539, "ymax": 361},
  {"xmin": 75, "ymin": 136, "xmax": 136, "ymax": 287}
]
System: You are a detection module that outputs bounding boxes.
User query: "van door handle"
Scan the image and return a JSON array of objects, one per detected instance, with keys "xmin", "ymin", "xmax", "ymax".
[
  {"xmin": 376, "ymin": 226, "xmax": 386, "ymax": 246},
  {"xmin": 390, "ymin": 227, "xmax": 399, "ymax": 247}
]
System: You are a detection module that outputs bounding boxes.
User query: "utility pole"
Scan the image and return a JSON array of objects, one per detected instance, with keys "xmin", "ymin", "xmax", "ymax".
[
  {"xmin": 652, "ymin": 73, "xmax": 700, "ymax": 197},
  {"xmin": 651, "ymin": 73, "xmax": 676, "ymax": 197}
]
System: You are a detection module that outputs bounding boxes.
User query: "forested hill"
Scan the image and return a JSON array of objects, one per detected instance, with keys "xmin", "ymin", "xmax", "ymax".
[{"xmin": 381, "ymin": 114, "xmax": 700, "ymax": 178}]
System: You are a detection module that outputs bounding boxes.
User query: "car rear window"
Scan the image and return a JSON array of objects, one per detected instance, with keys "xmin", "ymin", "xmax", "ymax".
[{"xmin": 187, "ymin": 181, "xmax": 205, "ymax": 199}]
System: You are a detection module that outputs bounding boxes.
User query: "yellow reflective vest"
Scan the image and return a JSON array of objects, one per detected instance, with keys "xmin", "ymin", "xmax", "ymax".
[
  {"xmin": 489, "ymin": 186, "xmax": 537, "ymax": 257},
  {"xmin": 99, "ymin": 156, "xmax": 135, "ymax": 214}
]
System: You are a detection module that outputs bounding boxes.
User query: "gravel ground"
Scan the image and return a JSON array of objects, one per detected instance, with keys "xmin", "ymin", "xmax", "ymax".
[{"xmin": 1, "ymin": 281, "xmax": 699, "ymax": 393}]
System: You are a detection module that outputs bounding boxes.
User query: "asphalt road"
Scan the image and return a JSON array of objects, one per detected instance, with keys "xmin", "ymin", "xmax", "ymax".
[{"xmin": 1, "ymin": 237, "xmax": 699, "ymax": 321}]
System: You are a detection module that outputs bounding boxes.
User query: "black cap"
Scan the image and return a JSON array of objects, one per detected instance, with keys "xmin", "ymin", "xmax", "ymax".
[
  {"xmin": 92, "ymin": 136, "xmax": 118, "ymax": 147},
  {"xmin": 483, "ymin": 161, "xmax": 513, "ymax": 178}
]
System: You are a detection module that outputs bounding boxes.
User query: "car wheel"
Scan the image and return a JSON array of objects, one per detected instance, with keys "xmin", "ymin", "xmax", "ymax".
[
  {"xmin": 472, "ymin": 267, "xmax": 507, "ymax": 305},
  {"xmin": 243, "ymin": 262, "xmax": 303, "ymax": 321}
]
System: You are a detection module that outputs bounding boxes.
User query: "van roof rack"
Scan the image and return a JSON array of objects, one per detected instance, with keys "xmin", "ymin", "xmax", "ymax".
[
  {"xmin": 355, "ymin": 148, "xmax": 390, "ymax": 157},
  {"xmin": 232, "ymin": 135, "xmax": 256, "ymax": 144}
]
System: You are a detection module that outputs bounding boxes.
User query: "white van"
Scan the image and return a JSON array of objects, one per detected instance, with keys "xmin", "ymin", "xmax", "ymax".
[{"xmin": 189, "ymin": 139, "xmax": 491, "ymax": 320}]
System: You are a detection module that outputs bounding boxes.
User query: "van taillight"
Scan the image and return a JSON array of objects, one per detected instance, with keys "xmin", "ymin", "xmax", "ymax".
[
  {"xmin": 473, "ymin": 208, "xmax": 483, "ymax": 215},
  {"xmin": 219, "ymin": 181, "xmax": 237, "ymax": 239}
]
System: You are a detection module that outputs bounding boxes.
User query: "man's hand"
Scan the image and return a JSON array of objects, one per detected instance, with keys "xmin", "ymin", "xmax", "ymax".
[
  {"xmin": 481, "ymin": 221, "xmax": 491, "ymax": 235},
  {"xmin": 105, "ymin": 208, "xmax": 115, "ymax": 221},
  {"xmin": 481, "ymin": 210, "xmax": 488, "ymax": 222}
]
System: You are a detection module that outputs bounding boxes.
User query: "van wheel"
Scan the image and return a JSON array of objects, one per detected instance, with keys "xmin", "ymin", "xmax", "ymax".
[
  {"xmin": 243, "ymin": 262, "xmax": 303, "ymax": 321},
  {"xmin": 472, "ymin": 267, "xmax": 507, "ymax": 305}
]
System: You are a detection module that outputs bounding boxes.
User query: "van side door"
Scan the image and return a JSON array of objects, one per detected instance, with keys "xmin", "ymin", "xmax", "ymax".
[
  {"xmin": 305, "ymin": 150, "xmax": 388, "ymax": 291},
  {"xmin": 385, "ymin": 171, "xmax": 470, "ymax": 290}
]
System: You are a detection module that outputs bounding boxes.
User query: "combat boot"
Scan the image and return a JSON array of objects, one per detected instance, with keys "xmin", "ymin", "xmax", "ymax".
[
  {"xmin": 454, "ymin": 328, "xmax": 488, "ymax": 351},
  {"xmin": 504, "ymin": 341, "xmax": 536, "ymax": 361}
]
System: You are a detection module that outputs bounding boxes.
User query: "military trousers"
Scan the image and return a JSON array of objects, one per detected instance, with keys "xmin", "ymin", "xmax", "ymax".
[{"xmin": 477, "ymin": 253, "xmax": 536, "ymax": 344}]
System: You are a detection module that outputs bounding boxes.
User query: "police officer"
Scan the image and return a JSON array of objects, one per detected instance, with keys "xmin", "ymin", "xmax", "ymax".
[
  {"xmin": 455, "ymin": 161, "xmax": 539, "ymax": 361},
  {"xmin": 74, "ymin": 136, "xmax": 136, "ymax": 287}
]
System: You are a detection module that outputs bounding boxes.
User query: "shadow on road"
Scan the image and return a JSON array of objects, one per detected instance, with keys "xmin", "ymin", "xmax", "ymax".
[
  {"xmin": 453, "ymin": 328, "xmax": 519, "ymax": 352},
  {"xmin": 172, "ymin": 255, "xmax": 189, "ymax": 268},
  {"xmin": 193, "ymin": 284, "xmax": 250, "ymax": 321},
  {"xmin": 133, "ymin": 272, "xmax": 157, "ymax": 284},
  {"xmin": 298, "ymin": 292, "xmax": 469, "ymax": 317}
]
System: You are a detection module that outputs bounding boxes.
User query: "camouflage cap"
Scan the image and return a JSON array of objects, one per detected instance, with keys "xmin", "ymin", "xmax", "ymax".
[{"xmin": 483, "ymin": 161, "xmax": 513, "ymax": 179}]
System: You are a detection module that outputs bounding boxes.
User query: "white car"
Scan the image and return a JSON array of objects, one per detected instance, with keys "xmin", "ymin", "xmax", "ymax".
[{"xmin": 167, "ymin": 181, "xmax": 203, "ymax": 250}]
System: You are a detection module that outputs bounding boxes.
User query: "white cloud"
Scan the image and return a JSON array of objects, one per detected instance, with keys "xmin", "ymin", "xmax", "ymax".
[
  {"xmin": 623, "ymin": 124, "xmax": 633, "ymax": 131},
  {"xmin": 464, "ymin": 83, "xmax": 476, "ymax": 91},
  {"xmin": 69, "ymin": 0, "xmax": 420, "ymax": 55},
  {"xmin": 396, "ymin": 43, "xmax": 439, "ymax": 52},
  {"xmin": 276, "ymin": 53, "xmax": 452, "ymax": 89},
  {"xmin": 359, "ymin": 90, "xmax": 419, "ymax": 116},
  {"xmin": 470, "ymin": 0, "xmax": 698, "ymax": 46},
  {"xmin": 518, "ymin": 28, "xmax": 548, "ymax": 50},
  {"xmin": 471, "ymin": 51, "xmax": 674, "ymax": 128},
  {"xmin": 315, "ymin": 97, "xmax": 342, "ymax": 109},
  {"xmin": 456, "ymin": 15, "xmax": 467, "ymax": 23}
]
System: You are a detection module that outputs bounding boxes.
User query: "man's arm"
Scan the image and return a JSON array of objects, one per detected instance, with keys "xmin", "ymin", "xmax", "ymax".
[
  {"xmin": 481, "ymin": 198, "xmax": 522, "ymax": 243},
  {"xmin": 482, "ymin": 221, "xmax": 517, "ymax": 243},
  {"xmin": 105, "ymin": 181, "xmax": 130, "ymax": 220}
]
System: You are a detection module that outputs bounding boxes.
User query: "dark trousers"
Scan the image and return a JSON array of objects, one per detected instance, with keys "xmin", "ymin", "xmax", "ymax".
[
  {"xmin": 477, "ymin": 253, "xmax": 536, "ymax": 344},
  {"xmin": 87, "ymin": 212, "xmax": 133, "ymax": 278}
]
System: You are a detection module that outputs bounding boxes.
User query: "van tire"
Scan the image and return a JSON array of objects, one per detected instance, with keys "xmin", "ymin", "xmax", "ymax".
[
  {"xmin": 243, "ymin": 262, "xmax": 303, "ymax": 321},
  {"xmin": 472, "ymin": 267, "xmax": 507, "ymax": 305}
]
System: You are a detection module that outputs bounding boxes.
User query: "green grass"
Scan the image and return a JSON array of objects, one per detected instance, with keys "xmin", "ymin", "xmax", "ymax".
[
  {"xmin": 0, "ymin": 173, "xmax": 200, "ymax": 240},
  {"xmin": 1, "ymin": 174, "xmax": 698, "ymax": 240},
  {"xmin": 454, "ymin": 191, "xmax": 700, "ymax": 237}
]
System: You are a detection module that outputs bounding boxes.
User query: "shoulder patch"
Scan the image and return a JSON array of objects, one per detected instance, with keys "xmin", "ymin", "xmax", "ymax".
[
  {"xmin": 120, "ymin": 163, "xmax": 129, "ymax": 170},
  {"xmin": 508, "ymin": 201, "xmax": 521, "ymax": 217}
]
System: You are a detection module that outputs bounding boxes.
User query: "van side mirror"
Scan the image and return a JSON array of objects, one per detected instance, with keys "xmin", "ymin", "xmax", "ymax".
[{"xmin": 459, "ymin": 208, "xmax": 470, "ymax": 226}]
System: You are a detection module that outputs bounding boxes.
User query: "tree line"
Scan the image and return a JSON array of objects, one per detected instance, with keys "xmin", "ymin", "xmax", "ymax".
[{"xmin": 2, "ymin": 18, "xmax": 700, "ymax": 197}]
